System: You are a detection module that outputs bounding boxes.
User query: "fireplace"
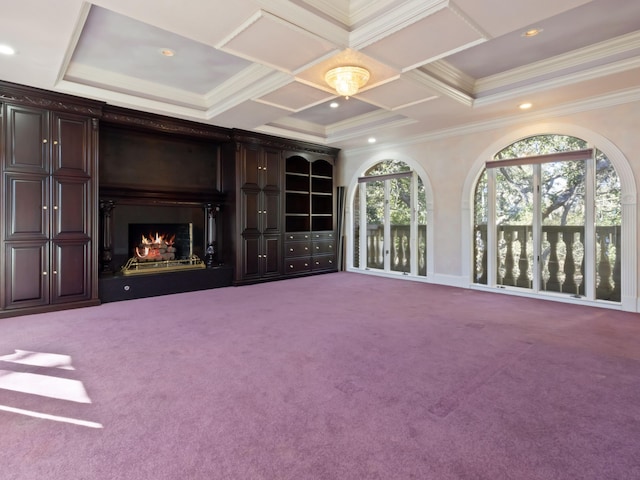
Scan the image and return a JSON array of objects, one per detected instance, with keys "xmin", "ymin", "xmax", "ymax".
[{"xmin": 121, "ymin": 223, "xmax": 205, "ymax": 275}]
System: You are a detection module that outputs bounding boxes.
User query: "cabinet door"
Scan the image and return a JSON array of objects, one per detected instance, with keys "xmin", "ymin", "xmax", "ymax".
[
  {"xmin": 4, "ymin": 241, "xmax": 49, "ymax": 308},
  {"xmin": 263, "ymin": 234, "xmax": 281, "ymax": 277},
  {"xmin": 51, "ymin": 240, "xmax": 90, "ymax": 303},
  {"xmin": 262, "ymin": 147, "xmax": 281, "ymax": 190},
  {"xmin": 241, "ymin": 235, "xmax": 262, "ymax": 279},
  {"xmin": 52, "ymin": 176, "xmax": 89, "ymax": 238},
  {"xmin": 3, "ymin": 105, "xmax": 48, "ymax": 173},
  {"xmin": 263, "ymin": 190, "xmax": 280, "ymax": 234},
  {"xmin": 4, "ymin": 173, "xmax": 48, "ymax": 240},
  {"xmin": 241, "ymin": 146, "xmax": 261, "ymax": 189},
  {"xmin": 52, "ymin": 113, "xmax": 91, "ymax": 176},
  {"xmin": 241, "ymin": 189, "xmax": 261, "ymax": 234}
]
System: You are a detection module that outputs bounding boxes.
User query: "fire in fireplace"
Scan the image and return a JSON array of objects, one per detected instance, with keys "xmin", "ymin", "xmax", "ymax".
[
  {"xmin": 121, "ymin": 223, "xmax": 205, "ymax": 275},
  {"xmin": 134, "ymin": 232, "xmax": 177, "ymax": 262}
]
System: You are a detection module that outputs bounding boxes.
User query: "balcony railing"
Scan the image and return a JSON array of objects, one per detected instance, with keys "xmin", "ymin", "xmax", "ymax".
[
  {"xmin": 354, "ymin": 224, "xmax": 427, "ymax": 276},
  {"xmin": 474, "ymin": 224, "xmax": 621, "ymax": 302}
]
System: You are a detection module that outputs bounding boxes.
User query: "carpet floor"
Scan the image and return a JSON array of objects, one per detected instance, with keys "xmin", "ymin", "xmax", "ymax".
[{"xmin": 1, "ymin": 272, "xmax": 639, "ymax": 479}]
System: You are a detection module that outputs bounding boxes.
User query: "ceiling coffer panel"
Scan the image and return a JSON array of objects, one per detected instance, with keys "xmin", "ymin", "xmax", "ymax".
[
  {"xmin": 453, "ymin": 0, "xmax": 593, "ymax": 38},
  {"xmin": 361, "ymin": 6, "xmax": 486, "ymax": 71},
  {"xmin": 219, "ymin": 10, "xmax": 339, "ymax": 73},
  {"xmin": 257, "ymin": 81, "xmax": 335, "ymax": 111},
  {"xmin": 355, "ymin": 76, "xmax": 440, "ymax": 110}
]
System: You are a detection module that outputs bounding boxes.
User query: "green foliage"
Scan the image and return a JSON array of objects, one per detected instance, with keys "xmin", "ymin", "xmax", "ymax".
[
  {"xmin": 476, "ymin": 135, "xmax": 621, "ymax": 227},
  {"xmin": 363, "ymin": 160, "xmax": 426, "ymax": 225}
]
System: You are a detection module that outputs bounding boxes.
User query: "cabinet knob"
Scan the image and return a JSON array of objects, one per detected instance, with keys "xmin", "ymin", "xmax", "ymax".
[
  {"xmin": 289, "ymin": 264, "xmax": 294, "ymax": 269},
  {"xmin": 304, "ymin": 263, "xmax": 308, "ymax": 267},
  {"xmin": 53, "ymin": 206, "xmax": 58, "ymax": 210},
  {"xmin": 304, "ymin": 247, "xmax": 308, "ymax": 251},
  {"xmin": 53, "ymin": 270, "xmax": 58, "ymax": 275},
  {"xmin": 53, "ymin": 140, "xmax": 58, "ymax": 145},
  {"xmin": 43, "ymin": 271, "xmax": 48, "ymax": 276},
  {"xmin": 43, "ymin": 206, "xmax": 47, "ymax": 210},
  {"xmin": 42, "ymin": 139, "xmax": 48, "ymax": 144},
  {"xmin": 289, "ymin": 248, "xmax": 294, "ymax": 252}
]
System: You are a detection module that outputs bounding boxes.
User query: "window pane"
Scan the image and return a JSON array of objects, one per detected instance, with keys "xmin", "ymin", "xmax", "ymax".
[
  {"xmin": 495, "ymin": 165, "xmax": 533, "ymax": 288},
  {"xmin": 540, "ymin": 160, "xmax": 585, "ymax": 295},
  {"xmin": 366, "ymin": 180, "xmax": 384, "ymax": 269},
  {"xmin": 473, "ymin": 170, "xmax": 488, "ymax": 284},
  {"xmin": 595, "ymin": 152, "xmax": 621, "ymax": 301},
  {"xmin": 417, "ymin": 177, "xmax": 427, "ymax": 276},
  {"xmin": 353, "ymin": 185, "xmax": 360, "ymax": 268},
  {"xmin": 390, "ymin": 177, "xmax": 411, "ymax": 273}
]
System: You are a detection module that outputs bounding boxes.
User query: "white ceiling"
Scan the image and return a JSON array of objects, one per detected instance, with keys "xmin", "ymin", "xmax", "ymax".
[{"xmin": 1, "ymin": 0, "xmax": 639, "ymax": 150}]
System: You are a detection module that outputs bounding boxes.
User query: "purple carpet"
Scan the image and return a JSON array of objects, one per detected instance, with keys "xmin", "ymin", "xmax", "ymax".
[{"xmin": 1, "ymin": 272, "xmax": 639, "ymax": 479}]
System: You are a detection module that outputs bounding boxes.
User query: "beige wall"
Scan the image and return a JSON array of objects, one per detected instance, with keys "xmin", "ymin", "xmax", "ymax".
[{"xmin": 337, "ymin": 100, "xmax": 640, "ymax": 308}]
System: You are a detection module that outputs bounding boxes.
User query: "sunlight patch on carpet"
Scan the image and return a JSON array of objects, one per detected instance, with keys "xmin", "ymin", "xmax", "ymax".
[{"xmin": 0, "ymin": 404, "xmax": 103, "ymax": 429}]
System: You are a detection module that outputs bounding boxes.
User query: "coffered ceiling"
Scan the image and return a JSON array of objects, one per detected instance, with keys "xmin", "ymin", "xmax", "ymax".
[{"xmin": 1, "ymin": 0, "xmax": 639, "ymax": 150}]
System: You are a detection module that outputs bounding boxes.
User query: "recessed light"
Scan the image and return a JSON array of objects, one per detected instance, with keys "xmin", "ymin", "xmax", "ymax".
[
  {"xmin": 368, "ymin": 137, "xmax": 376, "ymax": 144},
  {"xmin": 519, "ymin": 102, "xmax": 533, "ymax": 110},
  {"xmin": 522, "ymin": 28, "xmax": 543, "ymax": 38},
  {"xmin": 0, "ymin": 44, "xmax": 16, "ymax": 55},
  {"xmin": 160, "ymin": 49, "xmax": 175, "ymax": 57},
  {"xmin": 330, "ymin": 102, "xmax": 339, "ymax": 108}
]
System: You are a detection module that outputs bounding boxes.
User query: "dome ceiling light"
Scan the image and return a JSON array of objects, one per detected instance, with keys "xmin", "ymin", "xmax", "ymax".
[{"xmin": 324, "ymin": 66, "xmax": 370, "ymax": 99}]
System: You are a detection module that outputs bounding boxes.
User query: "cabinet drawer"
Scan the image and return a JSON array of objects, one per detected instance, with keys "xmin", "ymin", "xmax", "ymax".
[
  {"xmin": 312, "ymin": 240, "xmax": 335, "ymax": 255},
  {"xmin": 285, "ymin": 241, "xmax": 311, "ymax": 258},
  {"xmin": 285, "ymin": 257, "xmax": 312, "ymax": 273},
  {"xmin": 312, "ymin": 255, "xmax": 335, "ymax": 271},
  {"xmin": 285, "ymin": 232, "xmax": 311, "ymax": 242},
  {"xmin": 311, "ymin": 231, "xmax": 334, "ymax": 240}
]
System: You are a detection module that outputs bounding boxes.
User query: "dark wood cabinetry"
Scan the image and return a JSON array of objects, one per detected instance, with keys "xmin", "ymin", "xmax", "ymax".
[
  {"xmin": 0, "ymin": 82, "xmax": 339, "ymax": 314},
  {"xmin": 222, "ymin": 132, "xmax": 339, "ymax": 285},
  {"xmin": 235, "ymin": 143, "xmax": 282, "ymax": 281},
  {"xmin": 1, "ymin": 84, "xmax": 101, "ymax": 317},
  {"xmin": 284, "ymin": 153, "xmax": 336, "ymax": 276}
]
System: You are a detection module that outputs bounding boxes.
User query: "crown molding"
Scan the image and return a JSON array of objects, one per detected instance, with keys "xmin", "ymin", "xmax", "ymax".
[
  {"xmin": 405, "ymin": 69, "xmax": 474, "ymax": 106},
  {"xmin": 204, "ymin": 65, "xmax": 290, "ymax": 118},
  {"xmin": 476, "ymin": 31, "xmax": 640, "ymax": 94},
  {"xmin": 420, "ymin": 60, "xmax": 476, "ymax": 95},
  {"xmin": 63, "ymin": 64, "xmax": 206, "ymax": 109},
  {"xmin": 344, "ymin": 86, "xmax": 640, "ymax": 155},
  {"xmin": 474, "ymin": 56, "xmax": 640, "ymax": 107},
  {"xmin": 350, "ymin": 0, "xmax": 449, "ymax": 50},
  {"xmin": 251, "ymin": 2, "xmax": 349, "ymax": 47}
]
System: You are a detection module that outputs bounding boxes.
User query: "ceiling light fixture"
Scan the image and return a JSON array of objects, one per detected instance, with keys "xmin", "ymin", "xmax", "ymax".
[
  {"xmin": 160, "ymin": 49, "xmax": 175, "ymax": 57},
  {"xmin": 519, "ymin": 102, "xmax": 533, "ymax": 110},
  {"xmin": 325, "ymin": 66, "xmax": 370, "ymax": 99},
  {"xmin": 522, "ymin": 28, "xmax": 542, "ymax": 38}
]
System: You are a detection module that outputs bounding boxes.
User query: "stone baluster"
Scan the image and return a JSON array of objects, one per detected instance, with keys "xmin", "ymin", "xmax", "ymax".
[
  {"xmin": 596, "ymin": 230, "xmax": 614, "ymax": 299},
  {"xmin": 516, "ymin": 227, "xmax": 531, "ymax": 288},
  {"xmin": 545, "ymin": 229, "xmax": 561, "ymax": 292},
  {"xmin": 502, "ymin": 228, "xmax": 516, "ymax": 286},
  {"xmin": 611, "ymin": 227, "xmax": 622, "ymax": 302},
  {"xmin": 497, "ymin": 229, "xmax": 505, "ymax": 285},
  {"xmin": 563, "ymin": 230, "xmax": 578, "ymax": 295}
]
